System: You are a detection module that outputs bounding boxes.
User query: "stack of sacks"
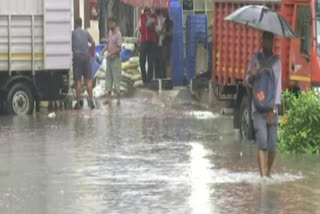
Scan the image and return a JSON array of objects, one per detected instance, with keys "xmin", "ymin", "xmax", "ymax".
[
  {"xmin": 122, "ymin": 57, "xmax": 143, "ymax": 88},
  {"xmin": 123, "ymin": 37, "xmax": 139, "ymax": 44},
  {"xmin": 120, "ymin": 40, "xmax": 143, "ymax": 90}
]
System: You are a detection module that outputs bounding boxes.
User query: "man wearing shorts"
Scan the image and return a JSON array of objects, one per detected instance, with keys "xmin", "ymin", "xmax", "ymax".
[
  {"xmin": 246, "ymin": 32, "xmax": 282, "ymax": 178},
  {"xmin": 72, "ymin": 18, "xmax": 96, "ymax": 110}
]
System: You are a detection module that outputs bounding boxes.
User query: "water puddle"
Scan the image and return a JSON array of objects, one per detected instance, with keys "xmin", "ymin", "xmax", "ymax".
[
  {"xmin": 0, "ymin": 94, "xmax": 318, "ymax": 214},
  {"xmin": 186, "ymin": 111, "xmax": 220, "ymax": 120}
]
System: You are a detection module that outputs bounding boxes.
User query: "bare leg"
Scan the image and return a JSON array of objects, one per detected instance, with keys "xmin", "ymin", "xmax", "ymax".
[
  {"xmin": 258, "ymin": 150, "xmax": 267, "ymax": 177},
  {"xmin": 85, "ymin": 79, "xmax": 95, "ymax": 109},
  {"xmin": 76, "ymin": 80, "xmax": 82, "ymax": 101},
  {"xmin": 266, "ymin": 151, "xmax": 276, "ymax": 178},
  {"xmin": 73, "ymin": 80, "xmax": 83, "ymax": 110},
  {"xmin": 85, "ymin": 80, "xmax": 93, "ymax": 99}
]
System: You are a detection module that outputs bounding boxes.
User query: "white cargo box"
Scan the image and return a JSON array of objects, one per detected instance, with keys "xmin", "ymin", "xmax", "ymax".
[{"xmin": 0, "ymin": 0, "xmax": 72, "ymax": 73}]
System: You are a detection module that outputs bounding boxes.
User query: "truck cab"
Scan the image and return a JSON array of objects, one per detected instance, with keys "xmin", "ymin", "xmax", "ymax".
[{"xmin": 283, "ymin": 0, "xmax": 320, "ymax": 92}]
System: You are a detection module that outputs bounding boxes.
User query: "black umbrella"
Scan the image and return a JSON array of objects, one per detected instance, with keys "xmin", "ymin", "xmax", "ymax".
[{"xmin": 225, "ymin": 5, "xmax": 297, "ymax": 39}]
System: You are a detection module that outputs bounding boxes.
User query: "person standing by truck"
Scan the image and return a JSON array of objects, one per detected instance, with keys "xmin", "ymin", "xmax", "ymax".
[
  {"xmin": 246, "ymin": 32, "xmax": 282, "ymax": 178},
  {"xmin": 101, "ymin": 17, "xmax": 123, "ymax": 105},
  {"xmin": 72, "ymin": 17, "xmax": 96, "ymax": 110}
]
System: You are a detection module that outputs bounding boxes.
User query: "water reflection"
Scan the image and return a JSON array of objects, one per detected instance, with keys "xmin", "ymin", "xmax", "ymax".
[{"xmin": 189, "ymin": 143, "xmax": 213, "ymax": 214}]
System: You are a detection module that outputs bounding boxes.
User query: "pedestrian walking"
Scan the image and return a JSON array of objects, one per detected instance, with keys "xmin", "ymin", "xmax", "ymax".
[
  {"xmin": 246, "ymin": 32, "xmax": 282, "ymax": 178},
  {"xmin": 72, "ymin": 17, "xmax": 96, "ymax": 110},
  {"xmin": 102, "ymin": 17, "xmax": 123, "ymax": 105},
  {"xmin": 139, "ymin": 7, "xmax": 157, "ymax": 86}
]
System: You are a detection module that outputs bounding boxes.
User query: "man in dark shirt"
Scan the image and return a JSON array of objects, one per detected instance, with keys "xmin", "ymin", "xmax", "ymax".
[{"xmin": 72, "ymin": 18, "xmax": 96, "ymax": 110}]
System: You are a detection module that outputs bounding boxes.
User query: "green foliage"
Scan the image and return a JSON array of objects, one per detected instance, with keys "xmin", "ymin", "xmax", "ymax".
[{"xmin": 278, "ymin": 91, "xmax": 320, "ymax": 154}]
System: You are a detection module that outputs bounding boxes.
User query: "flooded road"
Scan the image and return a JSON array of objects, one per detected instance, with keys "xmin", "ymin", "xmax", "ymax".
[{"xmin": 0, "ymin": 90, "xmax": 319, "ymax": 214}]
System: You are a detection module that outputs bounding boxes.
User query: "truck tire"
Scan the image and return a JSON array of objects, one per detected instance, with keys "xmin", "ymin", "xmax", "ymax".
[
  {"xmin": 239, "ymin": 95, "xmax": 254, "ymax": 140},
  {"xmin": 7, "ymin": 83, "xmax": 34, "ymax": 115}
]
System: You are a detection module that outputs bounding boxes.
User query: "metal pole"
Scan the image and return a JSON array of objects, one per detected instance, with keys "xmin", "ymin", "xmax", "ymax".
[
  {"xmin": 32, "ymin": 15, "xmax": 35, "ymax": 76},
  {"xmin": 8, "ymin": 16, "xmax": 11, "ymax": 76}
]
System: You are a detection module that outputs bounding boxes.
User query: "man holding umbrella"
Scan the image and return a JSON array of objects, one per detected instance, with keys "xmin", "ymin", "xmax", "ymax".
[
  {"xmin": 246, "ymin": 31, "xmax": 282, "ymax": 178},
  {"xmin": 225, "ymin": 5, "xmax": 297, "ymax": 178}
]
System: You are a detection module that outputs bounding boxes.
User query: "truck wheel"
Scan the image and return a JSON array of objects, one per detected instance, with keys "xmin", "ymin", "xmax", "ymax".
[
  {"xmin": 7, "ymin": 83, "xmax": 34, "ymax": 115},
  {"xmin": 239, "ymin": 95, "xmax": 254, "ymax": 140}
]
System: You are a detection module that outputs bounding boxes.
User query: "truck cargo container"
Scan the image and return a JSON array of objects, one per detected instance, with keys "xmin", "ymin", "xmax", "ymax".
[
  {"xmin": 0, "ymin": 0, "xmax": 72, "ymax": 115},
  {"xmin": 212, "ymin": 0, "xmax": 320, "ymax": 139}
]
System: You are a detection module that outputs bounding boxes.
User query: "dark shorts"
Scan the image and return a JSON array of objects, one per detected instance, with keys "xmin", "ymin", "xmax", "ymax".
[
  {"xmin": 253, "ymin": 112, "xmax": 278, "ymax": 152},
  {"xmin": 73, "ymin": 54, "xmax": 92, "ymax": 81}
]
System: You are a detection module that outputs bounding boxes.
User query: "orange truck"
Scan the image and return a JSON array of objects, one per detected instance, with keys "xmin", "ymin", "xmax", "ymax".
[{"xmin": 212, "ymin": 0, "xmax": 320, "ymax": 139}]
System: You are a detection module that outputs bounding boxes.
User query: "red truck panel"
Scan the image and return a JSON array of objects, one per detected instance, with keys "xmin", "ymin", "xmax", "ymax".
[
  {"xmin": 212, "ymin": 1, "xmax": 292, "ymax": 88},
  {"xmin": 279, "ymin": 1, "xmax": 295, "ymax": 90}
]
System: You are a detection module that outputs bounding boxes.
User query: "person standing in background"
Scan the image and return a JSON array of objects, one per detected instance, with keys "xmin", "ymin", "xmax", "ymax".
[
  {"xmin": 139, "ymin": 8, "xmax": 157, "ymax": 86},
  {"xmin": 72, "ymin": 17, "xmax": 96, "ymax": 110},
  {"xmin": 102, "ymin": 17, "xmax": 123, "ymax": 105},
  {"xmin": 155, "ymin": 9, "xmax": 165, "ymax": 79},
  {"xmin": 161, "ymin": 9, "xmax": 173, "ymax": 78}
]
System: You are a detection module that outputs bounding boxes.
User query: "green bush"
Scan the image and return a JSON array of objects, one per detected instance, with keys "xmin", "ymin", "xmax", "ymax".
[{"xmin": 278, "ymin": 91, "xmax": 320, "ymax": 153}]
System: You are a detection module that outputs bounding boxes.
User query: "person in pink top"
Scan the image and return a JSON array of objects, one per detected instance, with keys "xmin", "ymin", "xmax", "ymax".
[{"xmin": 102, "ymin": 17, "xmax": 123, "ymax": 105}]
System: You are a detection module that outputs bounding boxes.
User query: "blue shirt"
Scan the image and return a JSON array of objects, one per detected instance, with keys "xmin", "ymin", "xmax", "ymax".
[{"xmin": 246, "ymin": 52, "xmax": 282, "ymax": 112}]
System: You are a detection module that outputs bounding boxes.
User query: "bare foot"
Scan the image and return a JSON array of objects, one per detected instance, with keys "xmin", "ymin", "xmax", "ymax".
[
  {"xmin": 260, "ymin": 177, "xmax": 268, "ymax": 183},
  {"xmin": 266, "ymin": 172, "xmax": 273, "ymax": 179}
]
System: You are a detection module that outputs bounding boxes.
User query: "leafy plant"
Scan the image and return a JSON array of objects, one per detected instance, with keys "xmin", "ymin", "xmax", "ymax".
[{"xmin": 278, "ymin": 91, "xmax": 320, "ymax": 154}]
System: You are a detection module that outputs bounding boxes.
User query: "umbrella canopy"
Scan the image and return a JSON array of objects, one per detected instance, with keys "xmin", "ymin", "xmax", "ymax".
[
  {"xmin": 120, "ymin": 0, "xmax": 169, "ymax": 8},
  {"xmin": 225, "ymin": 5, "xmax": 297, "ymax": 39}
]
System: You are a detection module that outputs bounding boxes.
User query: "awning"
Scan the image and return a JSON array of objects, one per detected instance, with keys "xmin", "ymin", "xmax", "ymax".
[{"xmin": 120, "ymin": 0, "xmax": 170, "ymax": 8}]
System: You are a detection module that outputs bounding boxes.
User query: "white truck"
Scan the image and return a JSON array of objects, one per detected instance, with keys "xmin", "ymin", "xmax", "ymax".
[{"xmin": 0, "ymin": 0, "xmax": 72, "ymax": 115}]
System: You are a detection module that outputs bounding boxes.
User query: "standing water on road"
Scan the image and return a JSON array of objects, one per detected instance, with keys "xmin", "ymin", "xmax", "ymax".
[{"xmin": 0, "ymin": 93, "xmax": 319, "ymax": 214}]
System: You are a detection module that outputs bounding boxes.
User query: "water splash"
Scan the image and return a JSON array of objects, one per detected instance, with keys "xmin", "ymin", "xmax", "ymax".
[{"xmin": 211, "ymin": 169, "xmax": 303, "ymax": 185}]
